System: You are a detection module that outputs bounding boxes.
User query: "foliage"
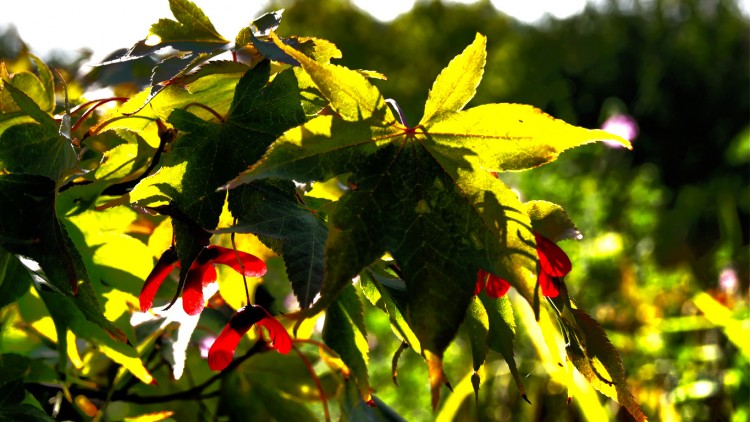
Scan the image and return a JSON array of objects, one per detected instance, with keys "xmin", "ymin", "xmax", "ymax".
[{"xmin": 0, "ymin": 1, "xmax": 746, "ymax": 421}]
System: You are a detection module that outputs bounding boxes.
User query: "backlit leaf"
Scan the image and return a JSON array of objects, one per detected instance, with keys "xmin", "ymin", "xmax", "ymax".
[
  {"xmin": 0, "ymin": 174, "xmax": 125, "ymax": 343},
  {"xmin": 227, "ymin": 33, "xmax": 628, "ymax": 383},
  {"xmin": 465, "ymin": 296, "xmax": 489, "ymax": 371},
  {"xmin": 479, "ymin": 293, "xmax": 527, "ymax": 401},
  {"xmin": 322, "ymin": 284, "xmax": 370, "ymax": 401},
  {"xmin": 360, "ymin": 269, "xmax": 421, "ymax": 354},
  {"xmin": 130, "ymin": 60, "xmax": 305, "ymax": 275},
  {"xmin": 0, "ymin": 249, "xmax": 32, "ymax": 310},
  {"xmin": 151, "ymin": 0, "xmax": 227, "ymax": 44},
  {"xmin": 266, "ymin": 32, "xmax": 393, "ymax": 122},
  {"xmin": 570, "ymin": 309, "xmax": 645, "ymax": 421},
  {"xmin": 426, "ymin": 103, "xmax": 630, "ymax": 172},
  {"xmin": 525, "ymin": 200, "xmax": 581, "ymax": 242},
  {"xmin": 224, "ymin": 179, "xmax": 327, "ymax": 308},
  {"xmin": 0, "ymin": 83, "xmax": 77, "ymax": 180},
  {"xmin": 340, "ymin": 378, "xmax": 407, "ymax": 422},
  {"xmin": 0, "ymin": 55, "xmax": 54, "ymax": 114},
  {"xmin": 420, "ymin": 33, "xmax": 486, "ymax": 125}
]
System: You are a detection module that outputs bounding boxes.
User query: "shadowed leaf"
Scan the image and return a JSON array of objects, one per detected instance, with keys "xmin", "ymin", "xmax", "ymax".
[{"xmin": 322, "ymin": 284, "xmax": 370, "ymax": 401}]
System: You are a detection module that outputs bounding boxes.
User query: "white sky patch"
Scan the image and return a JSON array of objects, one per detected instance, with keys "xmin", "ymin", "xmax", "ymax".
[
  {"xmin": 0, "ymin": 0, "xmax": 605, "ymax": 62},
  {"xmin": 490, "ymin": 0, "xmax": 589, "ymax": 23},
  {"xmin": 0, "ymin": 0, "xmax": 270, "ymax": 62},
  {"xmin": 352, "ymin": 0, "xmax": 417, "ymax": 22}
]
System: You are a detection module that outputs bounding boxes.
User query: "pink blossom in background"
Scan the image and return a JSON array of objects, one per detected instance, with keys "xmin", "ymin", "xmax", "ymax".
[
  {"xmin": 601, "ymin": 113, "xmax": 639, "ymax": 147},
  {"xmin": 199, "ymin": 335, "xmax": 217, "ymax": 359},
  {"xmin": 719, "ymin": 267, "xmax": 738, "ymax": 294}
]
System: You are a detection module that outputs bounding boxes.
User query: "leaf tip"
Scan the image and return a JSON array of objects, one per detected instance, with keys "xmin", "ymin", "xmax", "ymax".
[{"xmin": 425, "ymin": 351, "xmax": 447, "ymax": 411}]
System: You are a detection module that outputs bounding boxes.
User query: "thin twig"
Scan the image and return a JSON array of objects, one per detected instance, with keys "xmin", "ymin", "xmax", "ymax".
[
  {"xmin": 26, "ymin": 340, "xmax": 269, "ymax": 405},
  {"xmin": 230, "ymin": 222, "xmax": 251, "ymax": 305},
  {"xmin": 292, "ymin": 344, "xmax": 330, "ymax": 422},
  {"xmin": 184, "ymin": 102, "xmax": 225, "ymax": 122}
]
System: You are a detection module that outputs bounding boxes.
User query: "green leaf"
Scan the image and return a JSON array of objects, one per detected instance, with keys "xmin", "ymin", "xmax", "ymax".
[
  {"xmin": 230, "ymin": 36, "xmax": 574, "ymax": 364},
  {"xmin": 465, "ymin": 296, "xmax": 489, "ymax": 371},
  {"xmin": 0, "ymin": 123, "xmax": 78, "ymax": 180},
  {"xmin": 479, "ymin": 293, "xmax": 527, "ymax": 401},
  {"xmin": 0, "ymin": 82, "xmax": 56, "ymax": 128},
  {"xmin": 37, "ymin": 289, "xmax": 151, "ymax": 383},
  {"xmin": 426, "ymin": 103, "xmax": 631, "ymax": 172},
  {"xmin": 0, "ymin": 82, "xmax": 77, "ymax": 180},
  {"xmin": 130, "ymin": 60, "xmax": 305, "ymax": 274},
  {"xmin": 150, "ymin": 0, "xmax": 227, "ymax": 44},
  {"xmin": 29, "ymin": 55, "xmax": 54, "ymax": 114},
  {"xmin": 525, "ymin": 200, "xmax": 581, "ymax": 241},
  {"xmin": 227, "ymin": 31, "xmax": 634, "ymax": 408},
  {"xmin": 0, "ymin": 354, "xmax": 31, "ymax": 389},
  {"xmin": 0, "ymin": 113, "xmax": 34, "ymax": 138},
  {"xmin": 0, "ymin": 55, "xmax": 54, "ymax": 115},
  {"xmin": 92, "ymin": 129, "xmax": 154, "ymax": 183},
  {"xmin": 225, "ymin": 179, "xmax": 327, "ymax": 308},
  {"xmin": 0, "ymin": 404, "xmax": 56, "ymax": 422},
  {"xmin": 0, "ymin": 249, "xmax": 32, "ymax": 310},
  {"xmin": 555, "ymin": 300, "xmax": 646, "ymax": 422},
  {"xmin": 218, "ymin": 352, "xmax": 320, "ymax": 422},
  {"xmin": 340, "ymin": 379, "xmax": 408, "ymax": 422},
  {"xmin": 241, "ymin": 351, "xmax": 339, "ymax": 401},
  {"xmin": 103, "ymin": 0, "xmax": 232, "ymax": 111},
  {"xmin": 0, "ymin": 174, "xmax": 124, "ymax": 342},
  {"xmin": 235, "ymin": 10, "xmax": 284, "ymax": 46},
  {"xmin": 266, "ymin": 32, "xmax": 393, "ymax": 122},
  {"xmin": 103, "ymin": 60, "xmax": 247, "ymax": 149},
  {"xmin": 420, "ymin": 33, "xmax": 486, "ymax": 125},
  {"xmin": 360, "ymin": 268, "xmax": 421, "ymax": 354},
  {"xmin": 570, "ymin": 309, "xmax": 646, "ymax": 421},
  {"xmin": 322, "ymin": 283, "xmax": 370, "ymax": 400},
  {"xmin": 141, "ymin": 49, "xmax": 227, "ymax": 112},
  {"xmin": 131, "ymin": 61, "xmax": 305, "ymax": 229}
]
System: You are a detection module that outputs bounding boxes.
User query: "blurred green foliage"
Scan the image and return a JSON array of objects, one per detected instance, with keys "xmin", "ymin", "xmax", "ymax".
[{"xmin": 1, "ymin": 0, "xmax": 747, "ymax": 420}]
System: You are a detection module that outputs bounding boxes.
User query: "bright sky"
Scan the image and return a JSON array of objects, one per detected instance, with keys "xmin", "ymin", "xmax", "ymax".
[
  {"xmin": 6, "ymin": 0, "xmax": 746, "ymax": 63},
  {"xmin": 0, "ymin": 0, "xmax": 607, "ymax": 63}
]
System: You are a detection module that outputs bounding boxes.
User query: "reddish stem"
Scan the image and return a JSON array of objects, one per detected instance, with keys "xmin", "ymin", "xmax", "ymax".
[
  {"xmin": 70, "ymin": 97, "xmax": 129, "ymax": 132},
  {"xmin": 291, "ymin": 344, "xmax": 330, "ymax": 422},
  {"xmin": 230, "ymin": 228, "xmax": 251, "ymax": 306},
  {"xmin": 293, "ymin": 338, "xmax": 338, "ymax": 358},
  {"xmin": 90, "ymin": 115, "xmax": 155, "ymax": 135},
  {"xmin": 184, "ymin": 102, "xmax": 225, "ymax": 122}
]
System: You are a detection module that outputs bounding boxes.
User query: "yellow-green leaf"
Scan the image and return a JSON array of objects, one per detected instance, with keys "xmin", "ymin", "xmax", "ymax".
[
  {"xmin": 427, "ymin": 103, "xmax": 631, "ymax": 172},
  {"xmin": 150, "ymin": 0, "xmax": 227, "ymax": 44},
  {"xmin": 269, "ymin": 31, "xmax": 395, "ymax": 123},
  {"xmin": 322, "ymin": 284, "xmax": 370, "ymax": 401},
  {"xmin": 420, "ymin": 33, "xmax": 486, "ymax": 125}
]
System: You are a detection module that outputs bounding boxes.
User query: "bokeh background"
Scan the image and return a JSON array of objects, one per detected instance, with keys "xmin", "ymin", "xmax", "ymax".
[{"xmin": 1, "ymin": 0, "xmax": 747, "ymax": 420}]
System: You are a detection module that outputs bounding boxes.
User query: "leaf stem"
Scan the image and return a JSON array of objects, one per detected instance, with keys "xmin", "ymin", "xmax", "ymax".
[
  {"xmin": 184, "ymin": 102, "xmax": 225, "ymax": 122},
  {"xmin": 70, "ymin": 97, "xmax": 129, "ymax": 132},
  {"xmin": 26, "ymin": 339, "xmax": 269, "ymax": 405},
  {"xmin": 292, "ymin": 344, "xmax": 331, "ymax": 422},
  {"xmin": 91, "ymin": 115, "xmax": 156, "ymax": 135},
  {"xmin": 385, "ymin": 98, "xmax": 409, "ymax": 127},
  {"xmin": 293, "ymin": 338, "xmax": 338, "ymax": 358},
  {"xmin": 230, "ymin": 223, "xmax": 252, "ymax": 306}
]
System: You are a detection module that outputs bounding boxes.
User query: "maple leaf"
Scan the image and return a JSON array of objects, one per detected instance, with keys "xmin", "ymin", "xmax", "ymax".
[
  {"xmin": 224, "ymin": 180, "xmax": 327, "ymax": 309},
  {"xmin": 226, "ymin": 32, "xmax": 629, "ymax": 406},
  {"xmin": 130, "ymin": 58, "xmax": 305, "ymax": 288}
]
